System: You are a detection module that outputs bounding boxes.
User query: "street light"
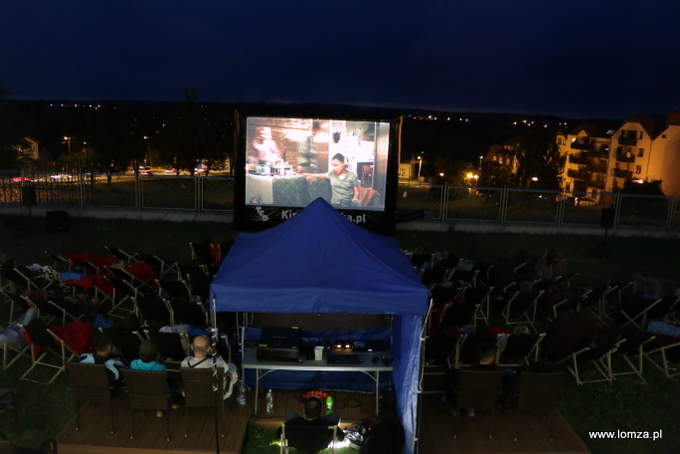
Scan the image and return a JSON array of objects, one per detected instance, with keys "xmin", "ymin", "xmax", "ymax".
[
  {"xmin": 417, "ymin": 155, "xmax": 423, "ymax": 181},
  {"xmin": 478, "ymin": 155, "xmax": 484, "ymax": 169},
  {"xmin": 63, "ymin": 136, "xmax": 72, "ymax": 154}
]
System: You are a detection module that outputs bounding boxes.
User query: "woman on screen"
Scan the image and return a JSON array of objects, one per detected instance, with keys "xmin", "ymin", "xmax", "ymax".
[{"xmin": 306, "ymin": 153, "xmax": 362, "ymax": 208}]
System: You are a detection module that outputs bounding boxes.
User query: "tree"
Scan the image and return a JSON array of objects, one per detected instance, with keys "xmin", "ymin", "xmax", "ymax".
[
  {"xmin": 157, "ymin": 88, "xmax": 205, "ymax": 176},
  {"xmin": 621, "ymin": 179, "xmax": 664, "ymax": 195},
  {"xmin": 478, "ymin": 161, "xmax": 514, "ymax": 187},
  {"xmin": 202, "ymin": 112, "xmax": 231, "ymax": 176},
  {"xmin": 0, "ymin": 85, "xmax": 33, "ymax": 170},
  {"xmin": 514, "ymin": 129, "xmax": 564, "ymax": 190},
  {"xmin": 433, "ymin": 157, "xmax": 474, "ymax": 185},
  {"xmin": 84, "ymin": 105, "xmax": 146, "ymax": 184}
]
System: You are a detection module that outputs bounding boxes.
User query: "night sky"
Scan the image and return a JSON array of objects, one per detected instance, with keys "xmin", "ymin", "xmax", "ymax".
[{"xmin": 1, "ymin": 1, "xmax": 679, "ymax": 119}]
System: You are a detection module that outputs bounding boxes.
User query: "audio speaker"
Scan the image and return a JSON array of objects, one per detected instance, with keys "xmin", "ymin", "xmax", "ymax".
[
  {"xmin": 46, "ymin": 210, "xmax": 69, "ymax": 232},
  {"xmin": 21, "ymin": 186, "xmax": 37, "ymax": 206},
  {"xmin": 600, "ymin": 208, "xmax": 615, "ymax": 228}
]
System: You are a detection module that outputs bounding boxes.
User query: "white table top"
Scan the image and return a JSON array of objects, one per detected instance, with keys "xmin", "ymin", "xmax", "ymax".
[{"xmin": 242, "ymin": 348, "xmax": 394, "ymax": 372}]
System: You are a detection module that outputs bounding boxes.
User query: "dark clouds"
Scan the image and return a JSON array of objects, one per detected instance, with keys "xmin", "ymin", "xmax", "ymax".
[{"xmin": 1, "ymin": 0, "xmax": 678, "ymax": 118}]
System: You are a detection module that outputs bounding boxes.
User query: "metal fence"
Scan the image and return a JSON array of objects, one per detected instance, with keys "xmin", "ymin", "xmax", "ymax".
[{"xmin": 2, "ymin": 170, "xmax": 678, "ymax": 231}]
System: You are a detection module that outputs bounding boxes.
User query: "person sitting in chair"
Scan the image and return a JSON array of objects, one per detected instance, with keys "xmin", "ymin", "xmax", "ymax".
[
  {"xmin": 277, "ymin": 396, "xmax": 344, "ymax": 452},
  {"xmin": 77, "ymin": 331, "xmax": 128, "ymax": 389},
  {"xmin": 181, "ymin": 334, "xmax": 238, "ymax": 399}
]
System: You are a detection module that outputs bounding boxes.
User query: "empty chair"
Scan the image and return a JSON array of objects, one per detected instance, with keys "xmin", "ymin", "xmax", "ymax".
[
  {"xmin": 121, "ymin": 369, "xmax": 171, "ymax": 441},
  {"xmin": 180, "ymin": 367, "xmax": 227, "ymax": 438},
  {"xmin": 555, "ymin": 338, "xmax": 625, "ymax": 386},
  {"xmin": 157, "ymin": 279, "xmax": 191, "ymax": 301},
  {"xmin": 513, "ymin": 371, "xmax": 565, "ymax": 442},
  {"xmin": 610, "ymin": 330, "xmax": 656, "ymax": 384},
  {"xmin": 450, "ymin": 369, "xmax": 504, "ymax": 438},
  {"xmin": 105, "ymin": 276, "xmax": 137, "ymax": 317},
  {"xmin": 133, "ymin": 296, "xmax": 173, "ymax": 326},
  {"xmin": 279, "ymin": 423, "xmax": 339, "ymax": 454},
  {"xmin": 167, "ymin": 299, "xmax": 208, "ymax": 326},
  {"xmin": 65, "ymin": 362, "xmax": 115, "ymax": 434},
  {"xmin": 105, "ymin": 246, "xmax": 140, "ymax": 263},
  {"xmin": 642, "ymin": 335, "xmax": 680, "ymax": 379}
]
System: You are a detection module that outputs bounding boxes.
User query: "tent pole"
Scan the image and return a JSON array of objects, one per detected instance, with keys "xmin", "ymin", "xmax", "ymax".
[{"xmin": 211, "ymin": 299, "xmax": 220, "ymax": 454}]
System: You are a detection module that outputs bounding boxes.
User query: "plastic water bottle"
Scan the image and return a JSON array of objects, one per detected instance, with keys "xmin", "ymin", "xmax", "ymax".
[
  {"xmin": 325, "ymin": 395, "xmax": 334, "ymax": 413},
  {"xmin": 266, "ymin": 389, "xmax": 275, "ymax": 416},
  {"xmin": 237, "ymin": 380, "xmax": 246, "ymax": 408}
]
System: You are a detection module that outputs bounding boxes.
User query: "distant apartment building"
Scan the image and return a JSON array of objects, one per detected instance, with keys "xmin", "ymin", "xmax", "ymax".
[
  {"xmin": 559, "ymin": 122, "xmax": 617, "ymax": 196},
  {"xmin": 609, "ymin": 112, "xmax": 680, "ymax": 196}
]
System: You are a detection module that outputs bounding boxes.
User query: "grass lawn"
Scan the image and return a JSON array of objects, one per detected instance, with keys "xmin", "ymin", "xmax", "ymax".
[{"xmin": 1, "ymin": 214, "xmax": 680, "ymax": 453}]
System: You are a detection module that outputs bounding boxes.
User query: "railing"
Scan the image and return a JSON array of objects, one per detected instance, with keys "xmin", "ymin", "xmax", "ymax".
[
  {"xmin": 570, "ymin": 142, "xmax": 593, "ymax": 151},
  {"xmin": 613, "ymin": 168, "xmax": 633, "ymax": 179},
  {"xmin": 2, "ymin": 170, "xmax": 679, "ymax": 231},
  {"xmin": 618, "ymin": 136, "xmax": 638, "ymax": 146},
  {"xmin": 568, "ymin": 154, "xmax": 590, "ymax": 165},
  {"xmin": 567, "ymin": 169, "xmax": 588, "ymax": 180},
  {"xmin": 615, "ymin": 153, "xmax": 635, "ymax": 163}
]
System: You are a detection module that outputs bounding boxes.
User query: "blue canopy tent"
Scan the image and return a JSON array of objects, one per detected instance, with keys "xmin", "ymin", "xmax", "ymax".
[{"xmin": 210, "ymin": 198, "xmax": 430, "ymax": 454}]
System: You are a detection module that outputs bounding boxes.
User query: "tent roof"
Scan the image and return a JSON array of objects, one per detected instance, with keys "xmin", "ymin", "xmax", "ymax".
[{"xmin": 211, "ymin": 198, "xmax": 429, "ymax": 316}]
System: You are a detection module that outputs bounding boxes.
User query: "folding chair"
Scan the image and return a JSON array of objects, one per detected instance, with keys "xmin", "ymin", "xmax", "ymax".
[
  {"xmin": 44, "ymin": 251, "xmax": 73, "ymax": 272},
  {"xmin": 279, "ymin": 422, "xmax": 339, "ymax": 454},
  {"xmin": 105, "ymin": 277, "xmax": 137, "ymax": 318},
  {"xmin": 0, "ymin": 291, "xmax": 34, "ymax": 326},
  {"xmin": 556, "ymin": 339, "xmax": 625, "ymax": 386},
  {"xmin": 186, "ymin": 272, "xmax": 214, "ymax": 303},
  {"xmin": 502, "ymin": 289, "xmax": 544, "ymax": 329},
  {"xmin": 32, "ymin": 297, "xmax": 80, "ymax": 326},
  {"xmin": 167, "ymin": 299, "xmax": 208, "ymax": 326},
  {"xmin": 463, "ymin": 285, "xmax": 495, "ymax": 323},
  {"xmin": 610, "ymin": 331, "xmax": 656, "ymax": 384},
  {"xmin": 450, "ymin": 369, "xmax": 504, "ymax": 439},
  {"xmin": 105, "ymin": 246, "xmax": 140, "ymax": 263},
  {"xmin": 447, "ymin": 334, "xmax": 493, "ymax": 369},
  {"xmin": 513, "ymin": 371, "xmax": 565, "ymax": 442},
  {"xmin": 145, "ymin": 330, "xmax": 189, "ymax": 362},
  {"xmin": 497, "ymin": 333, "xmax": 545, "ymax": 367},
  {"xmin": 21, "ymin": 320, "xmax": 80, "ymax": 384},
  {"xmin": 108, "ymin": 329, "xmax": 145, "ymax": 361},
  {"xmin": 642, "ymin": 336, "xmax": 680, "ymax": 379},
  {"xmin": 157, "ymin": 278, "xmax": 191, "ymax": 301},
  {"xmin": 619, "ymin": 294, "xmax": 680, "ymax": 330},
  {"xmin": 180, "ymin": 367, "xmax": 227, "ymax": 438},
  {"xmin": 121, "ymin": 369, "xmax": 171, "ymax": 441},
  {"xmin": 153, "ymin": 255, "xmax": 181, "ymax": 280},
  {"xmin": 107, "ymin": 266, "xmax": 155, "ymax": 292},
  {"xmin": 133, "ymin": 296, "xmax": 174, "ymax": 326},
  {"xmin": 65, "ymin": 362, "xmax": 115, "ymax": 434}
]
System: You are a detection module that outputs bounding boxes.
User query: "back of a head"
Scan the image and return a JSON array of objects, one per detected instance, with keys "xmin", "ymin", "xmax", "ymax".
[
  {"xmin": 304, "ymin": 396, "xmax": 323, "ymax": 420},
  {"xmin": 477, "ymin": 341, "xmax": 498, "ymax": 363},
  {"xmin": 94, "ymin": 331, "xmax": 113, "ymax": 354}
]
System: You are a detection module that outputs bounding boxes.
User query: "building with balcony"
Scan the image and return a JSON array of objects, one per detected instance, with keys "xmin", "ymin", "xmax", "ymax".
[
  {"xmin": 608, "ymin": 113, "xmax": 672, "ymax": 193},
  {"xmin": 558, "ymin": 122, "xmax": 617, "ymax": 198}
]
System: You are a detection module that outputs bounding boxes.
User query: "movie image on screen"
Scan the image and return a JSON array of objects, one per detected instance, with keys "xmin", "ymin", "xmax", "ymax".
[{"xmin": 244, "ymin": 117, "xmax": 390, "ymax": 212}]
